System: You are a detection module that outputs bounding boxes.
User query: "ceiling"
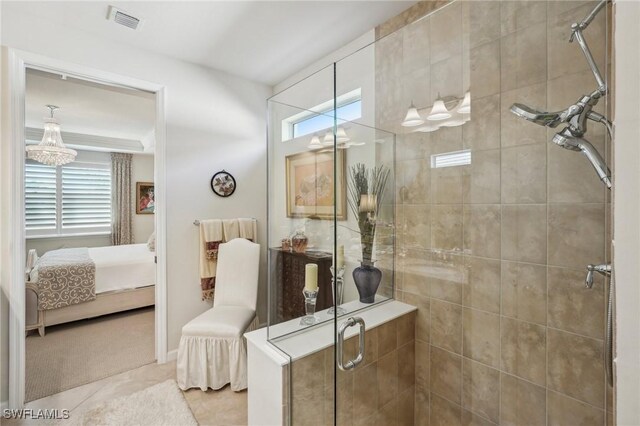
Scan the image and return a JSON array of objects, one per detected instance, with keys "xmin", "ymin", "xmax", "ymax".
[
  {"xmin": 26, "ymin": 69, "xmax": 156, "ymax": 152},
  {"xmin": 5, "ymin": 1, "xmax": 416, "ymax": 86}
]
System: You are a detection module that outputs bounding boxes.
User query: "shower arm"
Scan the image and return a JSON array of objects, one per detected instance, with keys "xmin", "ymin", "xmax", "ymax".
[{"xmin": 570, "ymin": 0, "xmax": 609, "ymax": 95}]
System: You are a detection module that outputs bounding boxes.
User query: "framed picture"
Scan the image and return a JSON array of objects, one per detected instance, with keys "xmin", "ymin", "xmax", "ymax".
[
  {"xmin": 285, "ymin": 150, "xmax": 346, "ymax": 220},
  {"xmin": 136, "ymin": 182, "xmax": 155, "ymax": 214}
]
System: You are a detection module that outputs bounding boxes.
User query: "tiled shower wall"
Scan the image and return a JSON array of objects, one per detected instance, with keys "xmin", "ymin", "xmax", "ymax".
[{"xmin": 376, "ymin": 1, "xmax": 612, "ymax": 425}]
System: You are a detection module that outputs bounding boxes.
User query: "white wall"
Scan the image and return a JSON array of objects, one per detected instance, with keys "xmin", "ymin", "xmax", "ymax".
[
  {"xmin": 0, "ymin": 4, "xmax": 271, "ymax": 405},
  {"xmin": 613, "ymin": 1, "xmax": 640, "ymax": 424},
  {"xmin": 132, "ymin": 154, "xmax": 155, "ymax": 244}
]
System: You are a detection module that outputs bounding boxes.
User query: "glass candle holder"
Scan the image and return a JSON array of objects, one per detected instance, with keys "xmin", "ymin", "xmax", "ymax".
[
  {"xmin": 328, "ymin": 266, "xmax": 346, "ymax": 316},
  {"xmin": 300, "ymin": 288, "xmax": 319, "ymax": 325}
]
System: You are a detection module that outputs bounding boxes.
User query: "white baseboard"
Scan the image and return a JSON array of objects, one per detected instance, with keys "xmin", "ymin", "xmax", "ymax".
[{"xmin": 166, "ymin": 349, "xmax": 178, "ymax": 362}]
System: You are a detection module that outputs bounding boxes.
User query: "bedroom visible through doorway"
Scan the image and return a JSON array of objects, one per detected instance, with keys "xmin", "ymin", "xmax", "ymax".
[{"xmin": 23, "ymin": 68, "xmax": 158, "ymax": 402}]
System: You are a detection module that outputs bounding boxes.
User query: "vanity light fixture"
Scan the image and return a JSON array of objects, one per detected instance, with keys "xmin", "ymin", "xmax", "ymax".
[
  {"xmin": 427, "ymin": 94, "xmax": 451, "ymax": 121},
  {"xmin": 322, "ymin": 127, "xmax": 350, "ymax": 145},
  {"xmin": 401, "ymin": 102, "xmax": 424, "ymax": 127},
  {"xmin": 26, "ymin": 105, "xmax": 77, "ymax": 166},
  {"xmin": 456, "ymin": 90, "xmax": 471, "ymax": 114},
  {"xmin": 308, "ymin": 135, "xmax": 322, "ymax": 150}
]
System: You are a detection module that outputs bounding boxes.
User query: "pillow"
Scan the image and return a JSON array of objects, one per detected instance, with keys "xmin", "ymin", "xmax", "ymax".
[{"xmin": 147, "ymin": 231, "xmax": 156, "ymax": 252}]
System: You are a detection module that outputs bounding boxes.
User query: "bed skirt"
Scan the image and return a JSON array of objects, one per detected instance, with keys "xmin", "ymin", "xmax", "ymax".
[{"xmin": 176, "ymin": 316, "xmax": 259, "ymax": 392}]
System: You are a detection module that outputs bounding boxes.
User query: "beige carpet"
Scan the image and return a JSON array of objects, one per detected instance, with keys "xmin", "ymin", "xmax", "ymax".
[
  {"xmin": 26, "ymin": 307, "xmax": 155, "ymax": 402},
  {"xmin": 60, "ymin": 380, "xmax": 197, "ymax": 426}
]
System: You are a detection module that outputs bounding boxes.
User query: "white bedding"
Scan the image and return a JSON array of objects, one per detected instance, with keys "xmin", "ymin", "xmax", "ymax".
[{"xmin": 88, "ymin": 243, "xmax": 155, "ymax": 294}]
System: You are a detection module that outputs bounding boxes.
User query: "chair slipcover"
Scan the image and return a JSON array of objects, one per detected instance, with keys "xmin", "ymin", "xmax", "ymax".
[{"xmin": 177, "ymin": 238, "xmax": 260, "ymax": 391}]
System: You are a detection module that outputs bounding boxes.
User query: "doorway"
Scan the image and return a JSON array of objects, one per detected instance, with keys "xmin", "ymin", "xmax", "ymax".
[{"xmin": 7, "ymin": 49, "xmax": 167, "ymax": 409}]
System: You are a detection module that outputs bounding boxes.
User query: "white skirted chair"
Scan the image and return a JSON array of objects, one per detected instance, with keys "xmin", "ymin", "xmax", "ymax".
[{"xmin": 177, "ymin": 238, "xmax": 260, "ymax": 392}]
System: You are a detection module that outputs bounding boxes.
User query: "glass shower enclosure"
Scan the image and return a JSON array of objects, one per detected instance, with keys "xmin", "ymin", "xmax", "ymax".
[{"xmin": 265, "ymin": 0, "xmax": 612, "ymax": 424}]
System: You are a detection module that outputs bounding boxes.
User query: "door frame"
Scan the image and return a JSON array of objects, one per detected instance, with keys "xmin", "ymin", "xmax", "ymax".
[{"xmin": 7, "ymin": 48, "xmax": 168, "ymax": 409}]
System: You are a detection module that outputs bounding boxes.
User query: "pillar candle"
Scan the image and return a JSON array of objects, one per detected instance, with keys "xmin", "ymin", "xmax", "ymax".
[
  {"xmin": 305, "ymin": 263, "xmax": 318, "ymax": 292},
  {"xmin": 336, "ymin": 245, "xmax": 345, "ymax": 269},
  {"xmin": 359, "ymin": 194, "xmax": 377, "ymax": 212}
]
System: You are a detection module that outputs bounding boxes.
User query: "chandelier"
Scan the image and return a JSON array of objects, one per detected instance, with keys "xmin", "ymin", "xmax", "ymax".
[{"xmin": 26, "ymin": 105, "xmax": 77, "ymax": 166}]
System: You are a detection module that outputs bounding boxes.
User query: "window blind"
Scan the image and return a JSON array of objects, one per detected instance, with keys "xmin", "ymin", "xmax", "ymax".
[
  {"xmin": 61, "ymin": 165, "xmax": 112, "ymax": 230},
  {"xmin": 24, "ymin": 163, "xmax": 57, "ymax": 232}
]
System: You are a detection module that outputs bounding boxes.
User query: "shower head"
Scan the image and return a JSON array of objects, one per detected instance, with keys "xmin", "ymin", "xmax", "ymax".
[
  {"xmin": 552, "ymin": 130, "xmax": 612, "ymax": 189},
  {"xmin": 510, "ymin": 103, "xmax": 563, "ymax": 128}
]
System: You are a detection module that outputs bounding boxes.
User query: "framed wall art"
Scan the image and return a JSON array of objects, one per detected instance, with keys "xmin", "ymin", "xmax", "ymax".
[
  {"xmin": 136, "ymin": 182, "xmax": 155, "ymax": 214},
  {"xmin": 211, "ymin": 170, "xmax": 236, "ymax": 197},
  {"xmin": 285, "ymin": 150, "xmax": 346, "ymax": 220}
]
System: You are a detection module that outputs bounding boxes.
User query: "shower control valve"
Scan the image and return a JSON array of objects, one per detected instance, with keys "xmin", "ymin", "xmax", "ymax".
[{"xmin": 585, "ymin": 263, "xmax": 611, "ymax": 288}]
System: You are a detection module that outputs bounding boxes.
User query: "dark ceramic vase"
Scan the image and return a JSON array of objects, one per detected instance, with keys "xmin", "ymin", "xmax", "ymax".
[{"xmin": 352, "ymin": 263, "xmax": 382, "ymax": 304}]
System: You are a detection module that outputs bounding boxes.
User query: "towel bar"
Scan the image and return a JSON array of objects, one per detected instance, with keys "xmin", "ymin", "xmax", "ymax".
[{"xmin": 194, "ymin": 218, "xmax": 256, "ymax": 226}]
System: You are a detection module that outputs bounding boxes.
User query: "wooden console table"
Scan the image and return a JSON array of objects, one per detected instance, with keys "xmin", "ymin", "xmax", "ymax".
[{"xmin": 269, "ymin": 248, "xmax": 333, "ymax": 322}]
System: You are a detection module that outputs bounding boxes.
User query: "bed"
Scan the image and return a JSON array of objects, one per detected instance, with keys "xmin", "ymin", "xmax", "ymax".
[{"xmin": 26, "ymin": 243, "xmax": 156, "ymax": 336}]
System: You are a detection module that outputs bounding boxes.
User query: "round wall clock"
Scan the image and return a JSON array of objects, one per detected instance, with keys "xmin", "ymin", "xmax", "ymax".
[{"xmin": 210, "ymin": 170, "xmax": 236, "ymax": 197}]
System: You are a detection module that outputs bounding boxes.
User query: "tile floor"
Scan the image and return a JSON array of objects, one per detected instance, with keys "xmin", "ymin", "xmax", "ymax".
[{"xmin": 5, "ymin": 361, "xmax": 248, "ymax": 426}]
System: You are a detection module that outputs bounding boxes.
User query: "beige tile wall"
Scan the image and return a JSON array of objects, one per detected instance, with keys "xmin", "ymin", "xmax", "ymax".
[
  {"xmin": 288, "ymin": 313, "xmax": 416, "ymax": 426},
  {"xmin": 376, "ymin": 1, "xmax": 612, "ymax": 425}
]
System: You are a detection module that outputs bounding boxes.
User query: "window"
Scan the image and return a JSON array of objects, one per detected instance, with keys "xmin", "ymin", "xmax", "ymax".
[
  {"xmin": 292, "ymin": 99, "xmax": 362, "ymax": 139},
  {"xmin": 281, "ymin": 88, "xmax": 362, "ymax": 141},
  {"xmin": 25, "ymin": 161, "xmax": 112, "ymax": 237}
]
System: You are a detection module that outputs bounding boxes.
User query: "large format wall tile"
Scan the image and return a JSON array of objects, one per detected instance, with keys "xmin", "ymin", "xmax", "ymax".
[
  {"xmin": 462, "ymin": 257, "xmax": 501, "ymax": 314},
  {"xmin": 470, "ymin": 39, "xmax": 501, "ymax": 99},
  {"xmin": 547, "ymin": 390, "xmax": 605, "ymax": 426},
  {"xmin": 462, "ymin": 308, "xmax": 500, "ymax": 368},
  {"xmin": 547, "ymin": 328, "xmax": 605, "ymax": 407},
  {"xmin": 462, "ymin": 94, "xmax": 501, "ymax": 151},
  {"xmin": 462, "ymin": 150, "xmax": 501, "ymax": 204},
  {"xmin": 500, "ymin": 317, "xmax": 547, "ymax": 386},
  {"xmin": 468, "ymin": 1, "xmax": 501, "ymax": 48},
  {"xmin": 501, "ymin": 204, "xmax": 547, "ymax": 265},
  {"xmin": 501, "ymin": 143, "xmax": 547, "ymax": 204},
  {"xmin": 548, "ymin": 203, "xmax": 605, "ymax": 269},
  {"xmin": 500, "ymin": 1, "xmax": 547, "ymax": 36},
  {"xmin": 463, "ymin": 204, "xmax": 501, "ymax": 259},
  {"xmin": 501, "ymin": 261, "xmax": 547, "ymax": 325},
  {"xmin": 548, "ymin": 266, "xmax": 605, "ymax": 339},
  {"xmin": 431, "ymin": 346, "xmax": 463, "ymax": 404},
  {"xmin": 462, "ymin": 358, "xmax": 500, "ymax": 424},
  {"xmin": 500, "ymin": 373, "xmax": 546, "ymax": 426},
  {"xmin": 432, "ymin": 205, "xmax": 464, "ymax": 251},
  {"xmin": 432, "ymin": 299, "xmax": 463, "ymax": 354},
  {"xmin": 376, "ymin": 1, "xmax": 611, "ymax": 425},
  {"xmin": 500, "ymin": 22, "xmax": 547, "ymax": 92},
  {"xmin": 431, "ymin": 393, "xmax": 462, "ymax": 426}
]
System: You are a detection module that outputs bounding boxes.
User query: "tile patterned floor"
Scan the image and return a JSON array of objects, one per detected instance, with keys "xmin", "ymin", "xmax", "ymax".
[{"xmin": 5, "ymin": 361, "xmax": 248, "ymax": 426}]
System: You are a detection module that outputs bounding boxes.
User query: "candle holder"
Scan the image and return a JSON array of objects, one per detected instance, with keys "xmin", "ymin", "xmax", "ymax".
[
  {"xmin": 300, "ymin": 288, "xmax": 319, "ymax": 325},
  {"xmin": 328, "ymin": 266, "xmax": 346, "ymax": 316}
]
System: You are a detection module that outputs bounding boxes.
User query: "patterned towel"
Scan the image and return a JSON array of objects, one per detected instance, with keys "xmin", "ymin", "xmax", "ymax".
[
  {"xmin": 198, "ymin": 218, "xmax": 257, "ymax": 302},
  {"xmin": 199, "ymin": 220, "xmax": 222, "ymax": 301}
]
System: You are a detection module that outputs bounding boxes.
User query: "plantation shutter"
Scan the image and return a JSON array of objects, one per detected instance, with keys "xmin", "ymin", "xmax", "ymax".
[
  {"xmin": 61, "ymin": 164, "xmax": 112, "ymax": 231},
  {"xmin": 24, "ymin": 163, "xmax": 57, "ymax": 233}
]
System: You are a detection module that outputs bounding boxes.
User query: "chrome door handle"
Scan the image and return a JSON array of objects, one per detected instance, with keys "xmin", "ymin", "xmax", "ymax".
[{"xmin": 337, "ymin": 317, "xmax": 365, "ymax": 371}]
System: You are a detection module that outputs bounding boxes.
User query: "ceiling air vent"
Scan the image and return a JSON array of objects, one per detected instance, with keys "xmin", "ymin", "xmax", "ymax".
[{"xmin": 107, "ymin": 6, "xmax": 143, "ymax": 31}]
